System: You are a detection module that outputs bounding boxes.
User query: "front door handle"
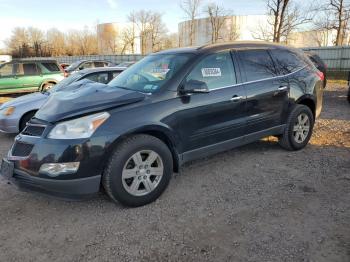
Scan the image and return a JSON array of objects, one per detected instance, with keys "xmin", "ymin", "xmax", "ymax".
[
  {"xmin": 231, "ymin": 95, "xmax": 243, "ymax": 102},
  {"xmin": 278, "ymin": 86, "xmax": 288, "ymax": 91}
]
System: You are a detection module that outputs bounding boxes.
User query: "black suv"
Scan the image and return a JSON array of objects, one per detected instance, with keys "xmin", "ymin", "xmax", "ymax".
[{"xmin": 1, "ymin": 42, "xmax": 324, "ymax": 207}]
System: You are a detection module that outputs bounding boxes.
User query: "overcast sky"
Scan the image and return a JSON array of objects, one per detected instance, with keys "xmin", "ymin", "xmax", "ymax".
[{"xmin": 0, "ymin": 0, "xmax": 310, "ymax": 48}]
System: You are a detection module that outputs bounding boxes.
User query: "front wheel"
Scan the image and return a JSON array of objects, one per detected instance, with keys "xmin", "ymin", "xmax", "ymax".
[
  {"xmin": 102, "ymin": 134, "xmax": 173, "ymax": 207},
  {"xmin": 278, "ymin": 105, "xmax": 314, "ymax": 151}
]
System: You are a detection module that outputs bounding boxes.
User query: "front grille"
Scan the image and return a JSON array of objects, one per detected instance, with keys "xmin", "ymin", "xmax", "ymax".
[
  {"xmin": 12, "ymin": 142, "xmax": 34, "ymax": 157},
  {"xmin": 22, "ymin": 125, "xmax": 46, "ymax": 137}
]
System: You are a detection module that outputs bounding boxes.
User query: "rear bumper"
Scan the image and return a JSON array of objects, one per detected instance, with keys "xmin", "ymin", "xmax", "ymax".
[{"xmin": 7, "ymin": 168, "xmax": 101, "ymax": 199}]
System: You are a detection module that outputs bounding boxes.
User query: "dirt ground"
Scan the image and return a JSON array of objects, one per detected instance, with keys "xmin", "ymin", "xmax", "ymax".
[{"xmin": 0, "ymin": 83, "xmax": 349, "ymax": 262}]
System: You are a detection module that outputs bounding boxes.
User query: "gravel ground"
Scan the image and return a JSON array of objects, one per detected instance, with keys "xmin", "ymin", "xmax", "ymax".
[{"xmin": 0, "ymin": 83, "xmax": 349, "ymax": 262}]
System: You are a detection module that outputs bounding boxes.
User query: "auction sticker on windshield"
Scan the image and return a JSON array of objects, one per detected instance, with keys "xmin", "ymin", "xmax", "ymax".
[{"xmin": 201, "ymin": 68, "xmax": 221, "ymax": 77}]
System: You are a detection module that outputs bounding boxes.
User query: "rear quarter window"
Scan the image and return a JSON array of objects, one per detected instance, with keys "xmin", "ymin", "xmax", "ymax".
[
  {"xmin": 238, "ymin": 49, "xmax": 278, "ymax": 82},
  {"xmin": 269, "ymin": 49, "xmax": 307, "ymax": 75},
  {"xmin": 41, "ymin": 62, "xmax": 60, "ymax": 72}
]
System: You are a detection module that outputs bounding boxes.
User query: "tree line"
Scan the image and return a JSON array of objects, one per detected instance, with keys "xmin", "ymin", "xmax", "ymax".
[{"xmin": 3, "ymin": 0, "xmax": 350, "ymax": 58}]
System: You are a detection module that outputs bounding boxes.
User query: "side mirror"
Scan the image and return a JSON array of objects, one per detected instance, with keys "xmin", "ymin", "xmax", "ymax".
[{"xmin": 181, "ymin": 80, "xmax": 210, "ymax": 94}]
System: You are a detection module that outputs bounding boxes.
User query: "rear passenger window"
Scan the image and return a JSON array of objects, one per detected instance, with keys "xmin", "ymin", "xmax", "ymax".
[
  {"xmin": 238, "ymin": 50, "xmax": 278, "ymax": 82},
  {"xmin": 84, "ymin": 72, "xmax": 109, "ymax": 84},
  {"xmin": 17, "ymin": 63, "xmax": 40, "ymax": 75},
  {"xmin": 41, "ymin": 62, "xmax": 60, "ymax": 72},
  {"xmin": 186, "ymin": 51, "xmax": 236, "ymax": 90},
  {"xmin": 269, "ymin": 49, "xmax": 305, "ymax": 75},
  {"xmin": 81, "ymin": 62, "xmax": 93, "ymax": 69}
]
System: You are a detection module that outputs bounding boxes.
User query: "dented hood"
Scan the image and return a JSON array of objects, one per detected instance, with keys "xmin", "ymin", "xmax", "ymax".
[{"xmin": 35, "ymin": 80, "xmax": 146, "ymax": 123}]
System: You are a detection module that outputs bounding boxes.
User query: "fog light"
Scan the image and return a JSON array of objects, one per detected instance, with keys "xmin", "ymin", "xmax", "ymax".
[{"xmin": 39, "ymin": 162, "xmax": 80, "ymax": 177}]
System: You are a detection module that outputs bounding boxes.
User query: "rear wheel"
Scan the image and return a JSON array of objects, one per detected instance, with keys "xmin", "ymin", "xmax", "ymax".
[
  {"xmin": 102, "ymin": 134, "xmax": 173, "ymax": 207},
  {"xmin": 40, "ymin": 82, "xmax": 55, "ymax": 92},
  {"xmin": 278, "ymin": 105, "xmax": 314, "ymax": 151}
]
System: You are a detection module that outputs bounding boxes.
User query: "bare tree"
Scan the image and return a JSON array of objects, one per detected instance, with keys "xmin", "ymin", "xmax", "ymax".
[
  {"xmin": 256, "ymin": 0, "xmax": 313, "ymax": 43},
  {"xmin": 27, "ymin": 27, "xmax": 46, "ymax": 56},
  {"xmin": 160, "ymin": 33, "xmax": 179, "ymax": 49},
  {"xmin": 205, "ymin": 3, "xmax": 232, "ymax": 43},
  {"xmin": 228, "ymin": 20, "xmax": 240, "ymax": 41},
  {"xmin": 180, "ymin": 0, "xmax": 202, "ymax": 45},
  {"xmin": 148, "ymin": 12, "xmax": 168, "ymax": 52},
  {"xmin": 65, "ymin": 28, "xmax": 98, "ymax": 55},
  {"xmin": 47, "ymin": 28, "xmax": 66, "ymax": 56},
  {"xmin": 329, "ymin": 0, "xmax": 350, "ymax": 45},
  {"xmin": 127, "ymin": 11, "xmax": 138, "ymax": 54},
  {"xmin": 5, "ymin": 27, "xmax": 29, "ymax": 57},
  {"xmin": 132, "ymin": 10, "xmax": 152, "ymax": 55},
  {"xmin": 120, "ymin": 25, "xmax": 138, "ymax": 54},
  {"xmin": 131, "ymin": 10, "xmax": 168, "ymax": 54}
]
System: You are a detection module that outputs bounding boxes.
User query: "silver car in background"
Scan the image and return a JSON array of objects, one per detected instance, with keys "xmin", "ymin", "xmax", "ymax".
[{"xmin": 0, "ymin": 67, "xmax": 125, "ymax": 133}]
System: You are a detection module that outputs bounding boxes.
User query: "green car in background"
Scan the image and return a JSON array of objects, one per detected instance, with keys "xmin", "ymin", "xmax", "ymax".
[{"xmin": 0, "ymin": 59, "xmax": 64, "ymax": 94}]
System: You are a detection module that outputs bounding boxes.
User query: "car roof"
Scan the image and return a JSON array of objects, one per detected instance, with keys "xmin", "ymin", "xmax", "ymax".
[
  {"xmin": 74, "ymin": 59, "xmax": 112, "ymax": 63},
  {"xmin": 156, "ymin": 41, "xmax": 293, "ymax": 55},
  {"xmin": 7, "ymin": 59, "xmax": 58, "ymax": 63},
  {"xmin": 78, "ymin": 66, "xmax": 126, "ymax": 74}
]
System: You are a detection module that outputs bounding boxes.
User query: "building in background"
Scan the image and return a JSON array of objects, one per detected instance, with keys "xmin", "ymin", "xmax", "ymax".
[
  {"xmin": 98, "ymin": 18, "xmax": 348, "ymax": 54},
  {"xmin": 287, "ymin": 29, "xmax": 350, "ymax": 48},
  {"xmin": 178, "ymin": 15, "xmax": 270, "ymax": 47},
  {"xmin": 178, "ymin": 15, "xmax": 348, "ymax": 48},
  {"xmin": 0, "ymin": 55, "xmax": 12, "ymax": 64}
]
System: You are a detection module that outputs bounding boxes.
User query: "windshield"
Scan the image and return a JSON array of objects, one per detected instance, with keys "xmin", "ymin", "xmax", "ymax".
[
  {"xmin": 49, "ymin": 73, "xmax": 83, "ymax": 93},
  {"xmin": 66, "ymin": 61, "xmax": 82, "ymax": 71},
  {"xmin": 108, "ymin": 54, "xmax": 192, "ymax": 93}
]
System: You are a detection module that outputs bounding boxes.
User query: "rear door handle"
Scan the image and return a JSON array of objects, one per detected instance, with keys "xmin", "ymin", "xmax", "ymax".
[
  {"xmin": 278, "ymin": 86, "xmax": 288, "ymax": 91},
  {"xmin": 231, "ymin": 95, "xmax": 243, "ymax": 102}
]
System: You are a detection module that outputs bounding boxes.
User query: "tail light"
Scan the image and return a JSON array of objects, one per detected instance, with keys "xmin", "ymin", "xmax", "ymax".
[{"xmin": 316, "ymin": 71, "xmax": 324, "ymax": 81}]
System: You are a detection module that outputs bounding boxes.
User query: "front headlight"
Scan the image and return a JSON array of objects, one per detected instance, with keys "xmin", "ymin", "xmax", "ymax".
[
  {"xmin": 48, "ymin": 112, "xmax": 110, "ymax": 139},
  {"xmin": 1, "ymin": 106, "xmax": 15, "ymax": 116}
]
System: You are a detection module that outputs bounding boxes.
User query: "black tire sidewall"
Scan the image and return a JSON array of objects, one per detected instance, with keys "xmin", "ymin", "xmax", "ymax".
[
  {"xmin": 104, "ymin": 136, "xmax": 173, "ymax": 207},
  {"xmin": 287, "ymin": 106, "xmax": 314, "ymax": 150},
  {"xmin": 41, "ymin": 83, "xmax": 54, "ymax": 92}
]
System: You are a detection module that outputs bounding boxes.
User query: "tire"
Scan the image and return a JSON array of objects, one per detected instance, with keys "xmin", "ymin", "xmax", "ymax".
[
  {"xmin": 102, "ymin": 134, "xmax": 173, "ymax": 207},
  {"xmin": 19, "ymin": 111, "xmax": 36, "ymax": 132},
  {"xmin": 40, "ymin": 82, "xmax": 55, "ymax": 92},
  {"xmin": 278, "ymin": 104, "xmax": 314, "ymax": 151}
]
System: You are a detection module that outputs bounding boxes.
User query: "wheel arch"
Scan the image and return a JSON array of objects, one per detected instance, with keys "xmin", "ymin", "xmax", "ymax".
[
  {"xmin": 295, "ymin": 95, "xmax": 316, "ymax": 119},
  {"xmin": 39, "ymin": 79, "xmax": 58, "ymax": 90},
  {"xmin": 104, "ymin": 125, "xmax": 181, "ymax": 173},
  {"xmin": 19, "ymin": 109, "xmax": 38, "ymax": 131}
]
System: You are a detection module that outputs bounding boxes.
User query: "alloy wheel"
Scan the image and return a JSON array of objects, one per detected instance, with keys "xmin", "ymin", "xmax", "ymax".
[
  {"xmin": 293, "ymin": 113, "xmax": 310, "ymax": 143},
  {"xmin": 121, "ymin": 150, "xmax": 164, "ymax": 196}
]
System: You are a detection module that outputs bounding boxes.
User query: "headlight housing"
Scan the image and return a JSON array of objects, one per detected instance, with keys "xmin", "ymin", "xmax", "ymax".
[
  {"xmin": 1, "ymin": 106, "xmax": 15, "ymax": 116},
  {"xmin": 48, "ymin": 112, "xmax": 110, "ymax": 139}
]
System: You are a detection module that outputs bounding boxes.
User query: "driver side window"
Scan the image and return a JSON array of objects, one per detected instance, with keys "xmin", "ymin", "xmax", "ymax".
[{"xmin": 186, "ymin": 52, "xmax": 236, "ymax": 90}]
